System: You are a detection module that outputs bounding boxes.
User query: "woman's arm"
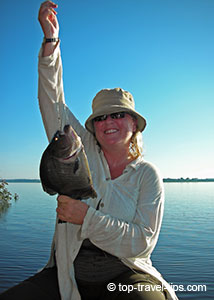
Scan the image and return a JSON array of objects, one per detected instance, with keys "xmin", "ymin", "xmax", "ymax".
[
  {"xmin": 38, "ymin": 41, "xmax": 66, "ymax": 141},
  {"xmin": 80, "ymin": 163, "xmax": 164, "ymax": 259},
  {"xmin": 38, "ymin": 1, "xmax": 87, "ymax": 141},
  {"xmin": 38, "ymin": 1, "xmax": 65, "ymax": 141},
  {"xmin": 38, "ymin": 1, "xmax": 59, "ymax": 57}
]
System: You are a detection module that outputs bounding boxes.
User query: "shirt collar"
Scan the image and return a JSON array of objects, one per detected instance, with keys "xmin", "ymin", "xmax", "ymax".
[{"xmin": 126, "ymin": 155, "xmax": 144, "ymax": 170}]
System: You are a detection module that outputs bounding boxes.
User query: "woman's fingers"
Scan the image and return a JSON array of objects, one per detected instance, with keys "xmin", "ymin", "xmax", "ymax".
[
  {"xmin": 39, "ymin": 1, "xmax": 57, "ymax": 22},
  {"xmin": 38, "ymin": 1, "xmax": 59, "ymax": 38},
  {"xmin": 56, "ymin": 195, "xmax": 89, "ymax": 225},
  {"xmin": 40, "ymin": 1, "xmax": 58, "ymax": 11}
]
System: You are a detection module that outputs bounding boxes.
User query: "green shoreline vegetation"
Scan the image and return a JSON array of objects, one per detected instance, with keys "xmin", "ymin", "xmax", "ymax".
[
  {"xmin": 0, "ymin": 180, "xmax": 18, "ymax": 215},
  {"xmin": 163, "ymin": 177, "xmax": 214, "ymax": 182}
]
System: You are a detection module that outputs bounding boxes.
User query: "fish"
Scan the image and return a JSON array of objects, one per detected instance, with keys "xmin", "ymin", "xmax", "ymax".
[{"xmin": 40, "ymin": 125, "xmax": 97, "ymax": 222}]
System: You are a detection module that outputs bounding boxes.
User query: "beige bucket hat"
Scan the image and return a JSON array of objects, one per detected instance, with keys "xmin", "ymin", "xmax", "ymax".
[{"xmin": 85, "ymin": 87, "xmax": 146, "ymax": 134}]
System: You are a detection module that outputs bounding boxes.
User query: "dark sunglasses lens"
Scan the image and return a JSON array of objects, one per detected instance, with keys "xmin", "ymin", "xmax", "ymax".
[
  {"xmin": 94, "ymin": 115, "xmax": 107, "ymax": 122},
  {"xmin": 111, "ymin": 112, "xmax": 126, "ymax": 119},
  {"xmin": 94, "ymin": 112, "xmax": 126, "ymax": 122}
]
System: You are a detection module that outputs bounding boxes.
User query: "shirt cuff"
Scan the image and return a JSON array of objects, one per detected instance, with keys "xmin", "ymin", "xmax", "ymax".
[
  {"xmin": 38, "ymin": 41, "xmax": 60, "ymax": 66},
  {"xmin": 80, "ymin": 206, "xmax": 101, "ymax": 239}
]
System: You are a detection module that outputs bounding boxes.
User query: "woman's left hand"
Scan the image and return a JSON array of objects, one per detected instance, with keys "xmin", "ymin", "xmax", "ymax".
[{"xmin": 56, "ymin": 195, "xmax": 89, "ymax": 224}]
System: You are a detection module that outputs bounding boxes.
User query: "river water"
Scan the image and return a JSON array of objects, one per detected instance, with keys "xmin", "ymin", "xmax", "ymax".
[{"xmin": 0, "ymin": 182, "xmax": 213, "ymax": 299}]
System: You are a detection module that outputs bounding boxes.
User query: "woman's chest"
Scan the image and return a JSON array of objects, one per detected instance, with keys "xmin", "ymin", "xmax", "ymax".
[
  {"xmin": 94, "ymin": 175, "xmax": 140, "ymax": 222},
  {"xmin": 87, "ymin": 146, "xmax": 142, "ymax": 221}
]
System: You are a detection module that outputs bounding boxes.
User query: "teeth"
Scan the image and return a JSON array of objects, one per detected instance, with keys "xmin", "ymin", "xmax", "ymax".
[{"xmin": 105, "ymin": 129, "xmax": 117, "ymax": 134}]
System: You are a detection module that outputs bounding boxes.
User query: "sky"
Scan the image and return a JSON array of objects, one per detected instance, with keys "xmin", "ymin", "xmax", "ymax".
[{"xmin": 1, "ymin": 0, "xmax": 214, "ymax": 179}]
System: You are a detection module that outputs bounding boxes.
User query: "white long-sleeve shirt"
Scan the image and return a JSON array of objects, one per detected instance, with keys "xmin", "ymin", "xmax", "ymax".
[{"xmin": 38, "ymin": 42, "xmax": 178, "ymax": 300}]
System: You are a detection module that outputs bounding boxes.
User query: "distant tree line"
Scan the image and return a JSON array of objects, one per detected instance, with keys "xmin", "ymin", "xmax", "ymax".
[{"xmin": 163, "ymin": 177, "xmax": 214, "ymax": 182}]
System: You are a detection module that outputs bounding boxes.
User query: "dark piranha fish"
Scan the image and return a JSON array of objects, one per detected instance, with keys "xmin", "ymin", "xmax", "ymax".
[{"xmin": 40, "ymin": 125, "xmax": 97, "ymax": 222}]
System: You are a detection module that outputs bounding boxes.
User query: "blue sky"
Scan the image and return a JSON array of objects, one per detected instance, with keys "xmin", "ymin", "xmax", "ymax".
[{"xmin": 1, "ymin": 0, "xmax": 214, "ymax": 179}]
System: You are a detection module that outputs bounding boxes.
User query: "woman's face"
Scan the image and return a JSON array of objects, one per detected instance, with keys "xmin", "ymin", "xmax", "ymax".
[{"xmin": 93, "ymin": 112, "xmax": 137, "ymax": 151}]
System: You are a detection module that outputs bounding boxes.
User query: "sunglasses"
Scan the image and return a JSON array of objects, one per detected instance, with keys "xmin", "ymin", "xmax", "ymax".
[{"xmin": 93, "ymin": 112, "xmax": 126, "ymax": 122}]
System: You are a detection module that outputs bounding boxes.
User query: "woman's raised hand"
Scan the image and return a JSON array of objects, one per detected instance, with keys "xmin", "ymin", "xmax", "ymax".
[{"xmin": 38, "ymin": 1, "xmax": 59, "ymax": 38}]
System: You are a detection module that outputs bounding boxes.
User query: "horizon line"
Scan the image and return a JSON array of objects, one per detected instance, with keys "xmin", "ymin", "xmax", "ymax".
[{"xmin": 2, "ymin": 177, "xmax": 214, "ymax": 183}]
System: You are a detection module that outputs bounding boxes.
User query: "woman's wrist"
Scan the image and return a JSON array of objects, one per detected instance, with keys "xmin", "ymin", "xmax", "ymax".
[
  {"xmin": 43, "ymin": 37, "xmax": 59, "ymax": 43},
  {"xmin": 42, "ymin": 38, "xmax": 59, "ymax": 57}
]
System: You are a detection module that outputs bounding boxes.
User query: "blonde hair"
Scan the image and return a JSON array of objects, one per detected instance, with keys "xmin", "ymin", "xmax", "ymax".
[{"xmin": 129, "ymin": 130, "xmax": 143, "ymax": 159}]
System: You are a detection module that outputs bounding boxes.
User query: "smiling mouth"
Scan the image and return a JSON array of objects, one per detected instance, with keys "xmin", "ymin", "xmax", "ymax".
[{"xmin": 104, "ymin": 129, "xmax": 118, "ymax": 134}]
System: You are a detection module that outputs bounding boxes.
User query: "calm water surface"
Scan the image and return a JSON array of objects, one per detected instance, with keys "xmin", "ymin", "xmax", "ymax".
[{"xmin": 0, "ymin": 182, "xmax": 213, "ymax": 299}]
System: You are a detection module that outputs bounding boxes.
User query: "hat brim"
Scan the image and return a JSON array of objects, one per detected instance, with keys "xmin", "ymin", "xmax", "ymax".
[{"xmin": 85, "ymin": 106, "xmax": 146, "ymax": 134}]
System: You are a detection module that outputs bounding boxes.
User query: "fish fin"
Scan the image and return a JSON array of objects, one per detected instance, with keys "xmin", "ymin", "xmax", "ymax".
[
  {"xmin": 73, "ymin": 158, "xmax": 80, "ymax": 174},
  {"xmin": 91, "ymin": 188, "xmax": 97, "ymax": 199},
  {"xmin": 42, "ymin": 183, "xmax": 57, "ymax": 196}
]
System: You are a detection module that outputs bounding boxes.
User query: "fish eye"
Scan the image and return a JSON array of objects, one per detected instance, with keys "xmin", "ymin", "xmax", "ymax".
[{"xmin": 54, "ymin": 137, "xmax": 59, "ymax": 141}]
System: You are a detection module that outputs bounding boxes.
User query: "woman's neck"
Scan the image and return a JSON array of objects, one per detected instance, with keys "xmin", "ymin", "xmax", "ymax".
[{"xmin": 102, "ymin": 147, "xmax": 133, "ymax": 179}]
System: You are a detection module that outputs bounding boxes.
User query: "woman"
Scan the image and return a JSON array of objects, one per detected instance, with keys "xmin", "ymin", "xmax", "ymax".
[{"xmin": 0, "ymin": 1, "xmax": 178, "ymax": 300}]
